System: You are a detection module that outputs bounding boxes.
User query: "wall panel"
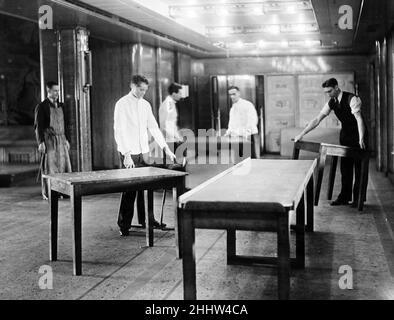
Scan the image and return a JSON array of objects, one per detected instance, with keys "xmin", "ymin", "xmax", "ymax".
[{"xmin": 90, "ymin": 38, "xmax": 132, "ymax": 169}]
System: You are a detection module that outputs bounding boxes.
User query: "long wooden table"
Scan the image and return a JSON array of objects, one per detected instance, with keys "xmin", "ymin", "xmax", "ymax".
[
  {"xmin": 178, "ymin": 159, "xmax": 316, "ymax": 300},
  {"xmin": 44, "ymin": 168, "xmax": 187, "ymax": 276},
  {"xmin": 293, "ymin": 140, "xmax": 370, "ymax": 211}
]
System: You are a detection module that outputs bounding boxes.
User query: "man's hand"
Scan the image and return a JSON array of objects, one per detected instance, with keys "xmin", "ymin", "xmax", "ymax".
[
  {"xmin": 164, "ymin": 146, "xmax": 176, "ymax": 162},
  {"xmin": 124, "ymin": 153, "xmax": 135, "ymax": 169},
  {"xmin": 38, "ymin": 142, "xmax": 46, "ymax": 154},
  {"xmin": 294, "ymin": 134, "xmax": 303, "ymax": 143},
  {"xmin": 359, "ymin": 139, "xmax": 366, "ymax": 150},
  {"xmin": 65, "ymin": 140, "xmax": 70, "ymax": 151}
]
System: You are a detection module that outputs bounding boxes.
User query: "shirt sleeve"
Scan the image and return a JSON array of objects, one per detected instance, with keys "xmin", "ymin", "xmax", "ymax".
[
  {"xmin": 247, "ymin": 103, "xmax": 259, "ymax": 135},
  {"xmin": 147, "ymin": 103, "xmax": 168, "ymax": 150},
  {"xmin": 320, "ymin": 102, "xmax": 331, "ymax": 116},
  {"xmin": 350, "ymin": 96, "xmax": 362, "ymax": 114},
  {"xmin": 226, "ymin": 107, "xmax": 235, "ymax": 135},
  {"xmin": 34, "ymin": 103, "xmax": 46, "ymax": 145},
  {"xmin": 113, "ymin": 100, "xmax": 129, "ymax": 155},
  {"xmin": 160, "ymin": 100, "xmax": 181, "ymax": 141}
]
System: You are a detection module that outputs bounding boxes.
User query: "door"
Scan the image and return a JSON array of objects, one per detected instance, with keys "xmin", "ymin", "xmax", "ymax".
[{"xmin": 210, "ymin": 75, "xmax": 259, "ymax": 133}]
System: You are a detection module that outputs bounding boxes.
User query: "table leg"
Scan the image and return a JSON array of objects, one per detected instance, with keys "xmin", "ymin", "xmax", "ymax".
[
  {"xmin": 227, "ymin": 229, "xmax": 236, "ymax": 264},
  {"xmin": 174, "ymin": 177, "xmax": 186, "ymax": 259},
  {"xmin": 49, "ymin": 182, "xmax": 59, "ymax": 261},
  {"xmin": 146, "ymin": 190, "xmax": 154, "ymax": 247},
  {"xmin": 182, "ymin": 211, "xmax": 196, "ymax": 300},
  {"xmin": 306, "ymin": 175, "xmax": 314, "ymax": 232},
  {"xmin": 315, "ymin": 148, "xmax": 327, "ymax": 206},
  {"xmin": 277, "ymin": 213, "xmax": 290, "ymax": 300},
  {"xmin": 327, "ymin": 156, "xmax": 338, "ymax": 200},
  {"xmin": 71, "ymin": 188, "xmax": 82, "ymax": 276},
  {"xmin": 296, "ymin": 195, "xmax": 305, "ymax": 269},
  {"xmin": 292, "ymin": 145, "xmax": 300, "ymax": 160}
]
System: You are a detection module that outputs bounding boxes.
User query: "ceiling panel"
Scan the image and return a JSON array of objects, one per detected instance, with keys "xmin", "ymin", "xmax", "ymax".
[{"xmin": 0, "ymin": 0, "xmax": 393, "ymax": 57}]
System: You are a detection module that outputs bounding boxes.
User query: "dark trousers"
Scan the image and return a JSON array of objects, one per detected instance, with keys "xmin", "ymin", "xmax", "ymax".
[
  {"xmin": 338, "ymin": 130, "xmax": 368, "ymax": 202},
  {"xmin": 237, "ymin": 135, "xmax": 257, "ymax": 159},
  {"xmin": 117, "ymin": 154, "xmax": 147, "ymax": 231},
  {"xmin": 339, "ymin": 157, "xmax": 362, "ymax": 202}
]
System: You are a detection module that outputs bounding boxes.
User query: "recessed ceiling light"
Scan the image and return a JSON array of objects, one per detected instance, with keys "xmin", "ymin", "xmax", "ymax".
[
  {"xmin": 286, "ymin": 5, "xmax": 297, "ymax": 14},
  {"xmin": 267, "ymin": 25, "xmax": 280, "ymax": 34},
  {"xmin": 252, "ymin": 6, "xmax": 264, "ymax": 15},
  {"xmin": 235, "ymin": 40, "xmax": 244, "ymax": 48},
  {"xmin": 281, "ymin": 40, "xmax": 289, "ymax": 47},
  {"xmin": 216, "ymin": 7, "xmax": 229, "ymax": 17}
]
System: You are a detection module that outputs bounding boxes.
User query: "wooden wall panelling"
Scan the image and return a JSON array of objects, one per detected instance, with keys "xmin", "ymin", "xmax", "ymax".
[
  {"xmin": 177, "ymin": 53, "xmax": 193, "ymax": 131},
  {"xmin": 380, "ymin": 39, "xmax": 389, "ymax": 173},
  {"xmin": 387, "ymin": 33, "xmax": 394, "ymax": 176},
  {"xmin": 59, "ymin": 29, "xmax": 79, "ymax": 170},
  {"xmin": 90, "ymin": 38, "xmax": 132, "ymax": 169},
  {"xmin": 39, "ymin": 29, "xmax": 58, "ymax": 101}
]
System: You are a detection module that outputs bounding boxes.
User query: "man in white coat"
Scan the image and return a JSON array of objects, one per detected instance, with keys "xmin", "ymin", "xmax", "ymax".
[{"xmin": 114, "ymin": 75, "xmax": 176, "ymax": 236}]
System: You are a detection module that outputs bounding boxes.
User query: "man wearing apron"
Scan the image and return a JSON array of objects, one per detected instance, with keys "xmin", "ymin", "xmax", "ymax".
[
  {"xmin": 34, "ymin": 81, "xmax": 72, "ymax": 200},
  {"xmin": 295, "ymin": 78, "xmax": 368, "ymax": 207}
]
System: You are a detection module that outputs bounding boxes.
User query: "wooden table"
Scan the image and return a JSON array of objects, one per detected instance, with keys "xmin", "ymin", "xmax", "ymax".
[
  {"xmin": 292, "ymin": 140, "xmax": 324, "ymax": 205},
  {"xmin": 44, "ymin": 167, "xmax": 187, "ymax": 276},
  {"xmin": 293, "ymin": 140, "xmax": 370, "ymax": 211},
  {"xmin": 178, "ymin": 158, "xmax": 316, "ymax": 300}
]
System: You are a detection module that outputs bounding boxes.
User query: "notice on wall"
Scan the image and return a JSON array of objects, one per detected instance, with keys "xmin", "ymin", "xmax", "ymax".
[{"xmin": 265, "ymin": 75, "xmax": 296, "ymax": 153}]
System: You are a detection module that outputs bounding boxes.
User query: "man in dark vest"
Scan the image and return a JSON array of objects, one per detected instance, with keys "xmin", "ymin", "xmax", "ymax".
[{"xmin": 294, "ymin": 78, "xmax": 368, "ymax": 207}]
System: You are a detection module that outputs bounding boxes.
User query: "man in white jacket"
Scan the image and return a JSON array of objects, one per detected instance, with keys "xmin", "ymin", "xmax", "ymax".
[
  {"xmin": 159, "ymin": 83, "xmax": 183, "ymax": 161},
  {"xmin": 225, "ymin": 86, "xmax": 259, "ymax": 158},
  {"xmin": 114, "ymin": 75, "xmax": 176, "ymax": 236}
]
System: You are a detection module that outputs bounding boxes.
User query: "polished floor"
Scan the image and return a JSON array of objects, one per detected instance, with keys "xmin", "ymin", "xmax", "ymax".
[{"xmin": 0, "ymin": 160, "xmax": 394, "ymax": 300}]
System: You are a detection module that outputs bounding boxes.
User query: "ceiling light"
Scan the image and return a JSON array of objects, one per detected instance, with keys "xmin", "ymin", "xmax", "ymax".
[
  {"xmin": 184, "ymin": 9, "xmax": 197, "ymax": 18},
  {"xmin": 252, "ymin": 6, "xmax": 264, "ymax": 16},
  {"xmin": 280, "ymin": 23, "xmax": 319, "ymax": 34},
  {"xmin": 258, "ymin": 40, "xmax": 266, "ymax": 48},
  {"xmin": 267, "ymin": 25, "xmax": 280, "ymax": 34},
  {"xmin": 216, "ymin": 7, "xmax": 229, "ymax": 17},
  {"xmin": 281, "ymin": 40, "xmax": 289, "ymax": 47},
  {"xmin": 286, "ymin": 5, "xmax": 297, "ymax": 14},
  {"xmin": 235, "ymin": 40, "xmax": 244, "ymax": 48},
  {"xmin": 289, "ymin": 40, "xmax": 321, "ymax": 47}
]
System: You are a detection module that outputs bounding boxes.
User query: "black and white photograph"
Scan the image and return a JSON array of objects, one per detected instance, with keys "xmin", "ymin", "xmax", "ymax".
[{"xmin": 1, "ymin": 0, "xmax": 394, "ymax": 308}]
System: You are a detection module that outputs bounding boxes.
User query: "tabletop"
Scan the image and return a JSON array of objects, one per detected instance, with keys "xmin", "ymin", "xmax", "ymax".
[
  {"xmin": 179, "ymin": 159, "xmax": 316, "ymax": 211},
  {"xmin": 43, "ymin": 167, "xmax": 188, "ymax": 186}
]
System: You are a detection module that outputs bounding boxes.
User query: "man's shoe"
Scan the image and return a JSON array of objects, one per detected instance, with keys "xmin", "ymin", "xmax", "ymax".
[
  {"xmin": 350, "ymin": 201, "xmax": 360, "ymax": 208},
  {"xmin": 331, "ymin": 198, "xmax": 350, "ymax": 206},
  {"xmin": 119, "ymin": 229, "xmax": 130, "ymax": 237}
]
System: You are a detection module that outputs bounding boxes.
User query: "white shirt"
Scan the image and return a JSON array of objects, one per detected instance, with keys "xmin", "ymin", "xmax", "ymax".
[
  {"xmin": 226, "ymin": 98, "xmax": 258, "ymax": 137},
  {"xmin": 159, "ymin": 96, "xmax": 182, "ymax": 143},
  {"xmin": 320, "ymin": 91, "xmax": 362, "ymax": 116},
  {"xmin": 114, "ymin": 92, "xmax": 167, "ymax": 155}
]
